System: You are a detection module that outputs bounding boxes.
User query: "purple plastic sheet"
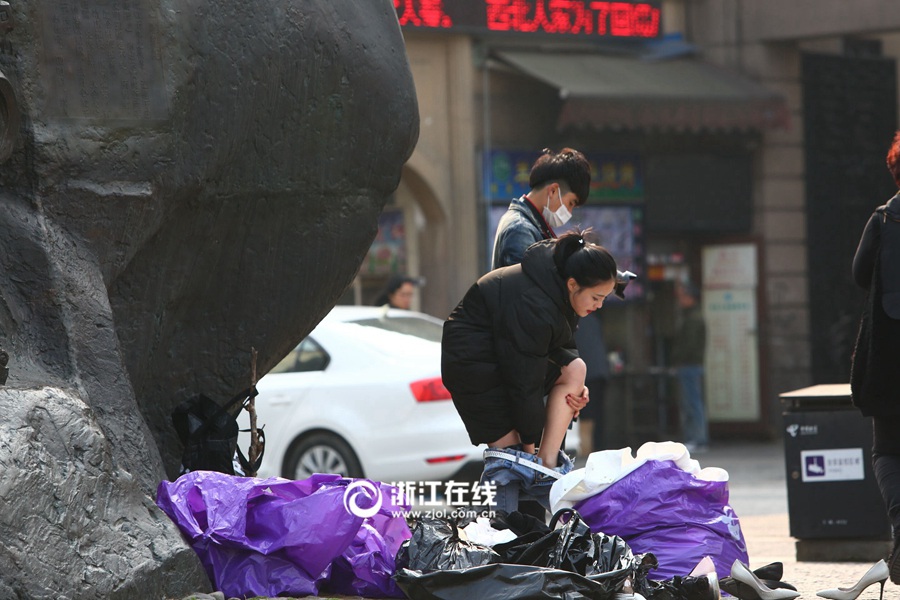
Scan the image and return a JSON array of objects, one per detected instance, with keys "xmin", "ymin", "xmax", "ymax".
[
  {"xmin": 156, "ymin": 471, "xmax": 411, "ymax": 598},
  {"xmin": 574, "ymin": 460, "xmax": 749, "ymax": 581}
]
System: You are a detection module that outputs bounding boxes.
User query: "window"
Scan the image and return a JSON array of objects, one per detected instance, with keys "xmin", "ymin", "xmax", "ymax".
[
  {"xmin": 269, "ymin": 337, "xmax": 330, "ymax": 373},
  {"xmin": 350, "ymin": 316, "xmax": 443, "ymax": 343}
]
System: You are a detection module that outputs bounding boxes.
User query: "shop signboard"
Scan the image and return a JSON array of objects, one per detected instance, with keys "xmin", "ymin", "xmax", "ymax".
[
  {"xmin": 395, "ymin": 0, "xmax": 662, "ymax": 39},
  {"xmin": 702, "ymin": 243, "xmax": 760, "ymax": 422},
  {"xmin": 361, "ymin": 209, "xmax": 407, "ymax": 276},
  {"xmin": 483, "ymin": 149, "xmax": 643, "ymax": 203}
]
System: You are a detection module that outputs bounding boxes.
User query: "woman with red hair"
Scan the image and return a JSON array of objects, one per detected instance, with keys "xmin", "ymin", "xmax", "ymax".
[{"xmin": 851, "ymin": 130, "xmax": 900, "ymax": 584}]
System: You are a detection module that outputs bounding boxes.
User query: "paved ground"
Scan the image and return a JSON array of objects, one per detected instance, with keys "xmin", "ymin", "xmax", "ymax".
[{"xmin": 703, "ymin": 439, "xmax": 893, "ymax": 600}]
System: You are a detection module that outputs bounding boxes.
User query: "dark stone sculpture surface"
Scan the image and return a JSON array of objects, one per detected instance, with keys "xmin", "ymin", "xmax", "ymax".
[{"xmin": 0, "ymin": 0, "xmax": 418, "ymax": 597}]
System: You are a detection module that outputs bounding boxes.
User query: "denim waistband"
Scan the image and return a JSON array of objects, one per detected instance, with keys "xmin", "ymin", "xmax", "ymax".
[{"xmin": 481, "ymin": 446, "xmax": 574, "ymax": 488}]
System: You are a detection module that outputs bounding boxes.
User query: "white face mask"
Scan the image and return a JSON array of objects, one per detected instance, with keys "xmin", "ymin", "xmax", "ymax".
[{"xmin": 543, "ymin": 188, "xmax": 572, "ymax": 228}]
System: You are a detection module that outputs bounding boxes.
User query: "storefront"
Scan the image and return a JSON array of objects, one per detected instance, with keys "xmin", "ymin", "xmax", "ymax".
[
  {"xmin": 481, "ymin": 142, "xmax": 775, "ymax": 445},
  {"xmin": 351, "ymin": 0, "xmax": 795, "ymax": 444}
]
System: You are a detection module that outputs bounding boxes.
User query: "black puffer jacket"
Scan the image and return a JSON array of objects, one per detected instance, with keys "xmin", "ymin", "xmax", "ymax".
[
  {"xmin": 441, "ymin": 239, "xmax": 579, "ymax": 445},
  {"xmin": 850, "ymin": 192, "xmax": 900, "ymax": 415}
]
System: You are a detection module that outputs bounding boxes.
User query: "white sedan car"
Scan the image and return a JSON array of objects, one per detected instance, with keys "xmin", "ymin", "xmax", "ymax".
[{"xmin": 238, "ymin": 305, "xmax": 486, "ymax": 484}]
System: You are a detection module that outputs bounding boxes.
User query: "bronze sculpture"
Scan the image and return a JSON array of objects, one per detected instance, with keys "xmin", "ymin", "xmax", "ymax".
[{"xmin": 0, "ymin": 0, "xmax": 418, "ymax": 596}]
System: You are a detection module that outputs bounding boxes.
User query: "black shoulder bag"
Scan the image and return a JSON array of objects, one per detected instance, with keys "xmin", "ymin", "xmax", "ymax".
[{"xmin": 172, "ymin": 386, "xmax": 265, "ymax": 476}]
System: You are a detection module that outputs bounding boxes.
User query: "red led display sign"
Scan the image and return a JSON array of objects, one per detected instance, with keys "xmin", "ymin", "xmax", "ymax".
[{"xmin": 395, "ymin": 0, "xmax": 661, "ymax": 39}]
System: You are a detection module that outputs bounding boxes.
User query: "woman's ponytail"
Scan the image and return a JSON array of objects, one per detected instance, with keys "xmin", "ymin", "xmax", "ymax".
[
  {"xmin": 554, "ymin": 229, "xmax": 617, "ymax": 287},
  {"xmin": 553, "ymin": 230, "xmax": 586, "ymax": 273}
]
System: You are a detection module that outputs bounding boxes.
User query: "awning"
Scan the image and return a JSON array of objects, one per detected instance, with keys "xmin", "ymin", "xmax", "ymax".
[{"xmin": 495, "ymin": 51, "xmax": 789, "ymax": 133}]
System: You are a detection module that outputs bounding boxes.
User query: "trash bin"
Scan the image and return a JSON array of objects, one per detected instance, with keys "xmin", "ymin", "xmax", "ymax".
[{"xmin": 780, "ymin": 384, "xmax": 891, "ymax": 561}]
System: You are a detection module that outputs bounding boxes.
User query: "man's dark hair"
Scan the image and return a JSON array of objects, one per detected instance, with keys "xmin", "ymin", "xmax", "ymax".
[{"xmin": 529, "ymin": 147, "xmax": 591, "ymax": 206}]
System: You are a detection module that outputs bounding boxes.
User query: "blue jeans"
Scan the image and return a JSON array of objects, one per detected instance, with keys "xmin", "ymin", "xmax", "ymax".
[
  {"xmin": 480, "ymin": 446, "xmax": 574, "ymax": 514},
  {"xmin": 676, "ymin": 365, "xmax": 708, "ymax": 447}
]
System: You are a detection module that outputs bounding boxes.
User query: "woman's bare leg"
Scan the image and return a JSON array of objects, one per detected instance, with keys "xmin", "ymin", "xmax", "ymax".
[{"xmin": 538, "ymin": 358, "xmax": 586, "ymax": 468}]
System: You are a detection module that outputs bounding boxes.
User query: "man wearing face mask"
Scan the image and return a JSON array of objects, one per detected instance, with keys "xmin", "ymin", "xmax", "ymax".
[{"xmin": 491, "ymin": 147, "xmax": 592, "ymax": 269}]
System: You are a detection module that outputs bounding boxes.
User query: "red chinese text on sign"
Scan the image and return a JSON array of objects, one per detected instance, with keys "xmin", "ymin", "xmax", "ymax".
[{"xmin": 395, "ymin": 0, "xmax": 661, "ymax": 38}]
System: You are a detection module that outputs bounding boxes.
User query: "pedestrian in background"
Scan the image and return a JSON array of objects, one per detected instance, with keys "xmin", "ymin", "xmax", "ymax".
[
  {"xmin": 671, "ymin": 281, "xmax": 709, "ymax": 453},
  {"xmin": 850, "ymin": 130, "xmax": 900, "ymax": 584},
  {"xmin": 373, "ymin": 274, "xmax": 418, "ymax": 310},
  {"xmin": 491, "ymin": 147, "xmax": 591, "ymax": 270}
]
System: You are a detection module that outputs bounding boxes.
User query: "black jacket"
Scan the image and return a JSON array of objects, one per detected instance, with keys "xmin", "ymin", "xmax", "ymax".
[
  {"xmin": 850, "ymin": 192, "xmax": 900, "ymax": 415},
  {"xmin": 441, "ymin": 240, "xmax": 579, "ymax": 444},
  {"xmin": 671, "ymin": 305, "xmax": 707, "ymax": 367}
]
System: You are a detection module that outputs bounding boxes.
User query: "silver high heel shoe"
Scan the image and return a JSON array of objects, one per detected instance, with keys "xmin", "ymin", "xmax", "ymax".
[
  {"xmin": 816, "ymin": 559, "xmax": 889, "ymax": 600},
  {"xmin": 730, "ymin": 560, "xmax": 801, "ymax": 600}
]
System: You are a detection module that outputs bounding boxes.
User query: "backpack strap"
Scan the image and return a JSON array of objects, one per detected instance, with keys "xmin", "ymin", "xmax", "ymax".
[
  {"xmin": 225, "ymin": 386, "xmax": 264, "ymax": 473},
  {"xmin": 223, "ymin": 386, "xmax": 259, "ymax": 415},
  {"xmin": 880, "ymin": 205, "xmax": 900, "ymax": 223},
  {"xmin": 236, "ymin": 427, "xmax": 266, "ymax": 474}
]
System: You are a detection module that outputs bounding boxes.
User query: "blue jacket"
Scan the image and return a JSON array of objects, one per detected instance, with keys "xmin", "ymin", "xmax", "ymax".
[{"xmin": 491, "ymin": 196, "xmax": 554, "ymax": 269}]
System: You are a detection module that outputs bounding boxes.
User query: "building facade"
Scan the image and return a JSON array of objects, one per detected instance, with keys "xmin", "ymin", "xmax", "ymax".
[{"xmin": 355, "ymin": 0, "xmax": 900, "ymax": 445}]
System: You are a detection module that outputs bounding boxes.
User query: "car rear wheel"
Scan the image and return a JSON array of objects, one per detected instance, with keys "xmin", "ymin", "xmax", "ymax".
[{"xmin": 284, "ymin": 432, "xmax": 363, "ymax": 479}]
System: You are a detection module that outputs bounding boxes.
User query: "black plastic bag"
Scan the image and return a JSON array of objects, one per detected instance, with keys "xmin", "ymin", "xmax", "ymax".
[
  {"xmin": 393, "ymin": 509, "xmax": 646, "ymax": 600},
  {"xmin": 643, "ymin": 574, "xmax": 718, "ymax": 600},
  {"xmin": 629, "ymin": 553, "xmax": 719, "ymax": 600},
  {"xmin": 395, "ymin": 515, "xmax": 498, "ymax": 572},
  {"xmin": 495, "ymin": 508, "xmax": 636, "ymax": 580},
  {"xmin": 490, "ymin": 510, "xmax": 552, "ymax": 537},
  {"xmin": 395, "ymin": 563, "xmax": 619, "ymax": 600}
]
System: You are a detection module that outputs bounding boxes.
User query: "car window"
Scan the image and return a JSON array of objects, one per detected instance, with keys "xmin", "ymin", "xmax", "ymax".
[
  {"xmin": 269, "ymin": 337, "xmax": 330, "ymax": 374},
  {"xmin": 349, "ymin": 316, "xmax": 443, "ymax": 343}
]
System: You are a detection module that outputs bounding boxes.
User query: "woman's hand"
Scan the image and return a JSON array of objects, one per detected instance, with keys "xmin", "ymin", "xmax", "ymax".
[{"xmin": 566, "ymin": 386, "xmax": 590, "ymax": 418}]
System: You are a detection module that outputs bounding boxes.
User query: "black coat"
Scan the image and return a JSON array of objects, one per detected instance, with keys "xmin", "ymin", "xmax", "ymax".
[
  {"xmin": 850, "ymin": 193, "xmax": 900, "ymax": 416},
  {"xmin": 441, "ymin": 240, "xmax": 579, "ymax": 445}
]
